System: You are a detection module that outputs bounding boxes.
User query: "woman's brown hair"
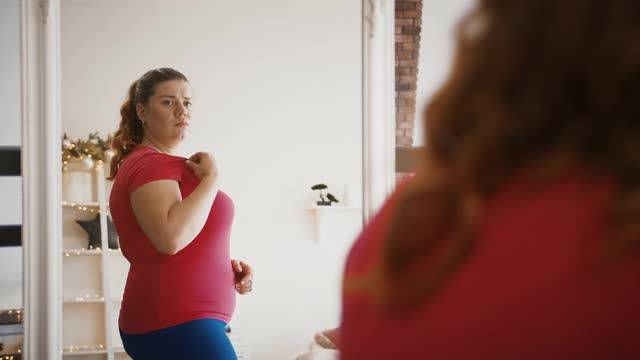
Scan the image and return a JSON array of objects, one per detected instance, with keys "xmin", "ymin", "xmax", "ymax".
[
  {"xmin": 348, "ymin": 0, "xmax": 640, "ymax": 312},
  {"xmin": 108, "ymin": 68, "xmax": 189, "ymax": 180}
]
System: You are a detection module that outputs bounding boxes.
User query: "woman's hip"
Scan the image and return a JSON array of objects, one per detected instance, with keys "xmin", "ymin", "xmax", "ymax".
[{"xmin": 119, "ymin": 318, "xmax": 237, "ymax": 360}]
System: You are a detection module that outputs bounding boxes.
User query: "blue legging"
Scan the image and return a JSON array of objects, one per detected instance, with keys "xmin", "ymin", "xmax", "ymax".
[{"xmin": 120, "ymin": 318, "xmax": 238, "ymax": 360}]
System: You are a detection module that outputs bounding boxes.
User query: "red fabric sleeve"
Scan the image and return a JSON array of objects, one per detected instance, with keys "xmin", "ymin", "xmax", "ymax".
[{"xmin": 126, "ymin": 153, "xmax": 185, "ymax": 194}]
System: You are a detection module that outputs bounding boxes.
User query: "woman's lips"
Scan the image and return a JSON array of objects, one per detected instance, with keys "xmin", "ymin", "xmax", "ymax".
[{"xmin": 176, "ymin": 120, "xmax": 189, "ymax": 127}]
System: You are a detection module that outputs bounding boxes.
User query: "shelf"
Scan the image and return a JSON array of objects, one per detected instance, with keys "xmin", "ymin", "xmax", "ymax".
[
  {"xmin": 307, "ymin": 205, "xmax": 361, "ymax": 211},
  {"xmin": 63, "ymin": 299, "xmax": 105, "ymax": 304},
  {"xmin": 62, "ymin": 201, "xmax": 102, "ymax": 208},
  {"xmin": 63, "ymin": 350, "xmax": 107, "ymax": 356},
  {"xmin": 63, "ymin": 249, "xmax": 102, "ymax": 256},
  {"xmin": 61, "ymin": 159, "xmax": 125, "ymax": 357},
  {"xmin": 307, "ymin": 205, "xmax": 362, "ymax": 242},
  {"xmin": 62, "ymin": 346, "xmax": 107, "ymax": 355},
  {"xmin": 62, "ymin": 249, "xmax": 122, "ymax": 256},
  {"xmin": 62, "ymin": 166, "xmax": 102, "ymax": 174},
  {"xmin": 63, "ymin": 294, "xmax": 105, "ymax": 303},
  {"xmin": 63, "ymin": 296, "xmax": 121, "ymax": 303}
]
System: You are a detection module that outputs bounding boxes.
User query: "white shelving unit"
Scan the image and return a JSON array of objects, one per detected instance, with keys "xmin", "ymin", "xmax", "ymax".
[{"xmin": 61, "ymin": 162, "xmax": 130, "ymax": 360}]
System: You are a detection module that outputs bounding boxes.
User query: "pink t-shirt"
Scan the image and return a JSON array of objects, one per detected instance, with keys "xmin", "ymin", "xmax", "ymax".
[
  {"xmin": 109, "ymin": 146, "xmax": 236, "ymax": 334},
  {"xmin": 341, "ymin": 172, "xmax": 640, "ymax": 359}
]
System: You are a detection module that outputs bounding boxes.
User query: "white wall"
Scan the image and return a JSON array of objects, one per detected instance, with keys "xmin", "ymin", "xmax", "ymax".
[
  {"xmin": 61, "ymin": 0, "xmax": 362, "ymax": 358},
  {"xmin": 0, "ymin": 0, "xmax": 23, "ymax": 310},
  {"xmin": 414, "ymin": 0, "xmax": 475, "ymax": 146},
  {"xmin": 0, "ymin": 0, "xmax": 21, "ymax": 147}
]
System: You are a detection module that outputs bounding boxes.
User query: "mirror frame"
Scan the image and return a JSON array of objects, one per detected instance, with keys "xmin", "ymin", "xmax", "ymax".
[{"xmin": 20, "ymin": 0, "xmax": 395, "ymax": 357}]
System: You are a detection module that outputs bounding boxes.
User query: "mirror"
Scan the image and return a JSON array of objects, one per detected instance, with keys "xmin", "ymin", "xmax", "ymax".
[
  {"xmin": 0, "ymin": 0, "xmax": 24, "ymax": 358},
  {"xmin": 57, "ymin": 0, "xmax": 363, "ymax": 358}
]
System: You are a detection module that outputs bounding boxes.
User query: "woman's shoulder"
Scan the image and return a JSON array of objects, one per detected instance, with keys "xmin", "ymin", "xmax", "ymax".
[
  {"xmin": 120, "ymin": 146, "xmax": 186, "ymax": 172},
  {"xmin": 113, "ymin": 146, "xmax": 189, "ymax": 192}
]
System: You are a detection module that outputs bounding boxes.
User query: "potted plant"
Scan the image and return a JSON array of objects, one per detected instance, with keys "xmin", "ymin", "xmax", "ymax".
[{"xmin": 311, "ymin": 183, "xmax": 340, "ymax": 206}]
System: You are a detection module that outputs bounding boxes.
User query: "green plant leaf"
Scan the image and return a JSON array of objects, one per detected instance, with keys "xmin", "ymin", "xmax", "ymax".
[
  {"xmin": 327, "ymin": 193, "xmax": 339, "ymax": 203},
  {"xmin": 311, "ymin": 183, "xmax": 328, "ymax": 190}
]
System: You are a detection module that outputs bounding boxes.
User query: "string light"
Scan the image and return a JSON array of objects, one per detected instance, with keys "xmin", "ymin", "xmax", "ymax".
[
  {"xmin": 64, "ymin": 248, "xmax": 103, "ymax": 256},
  {"xmin": 62, "ymin": 344, "xmax": 106, "ymax": 353},
  {"xmin": 62, "ymin": 201, "xmax": 103, "ymax": 214},
  {"xmin": 0, "ymin": 309, "xmax": 21, "ymax": 315},
  {"xmin": 61, "ymin": 132, "xmax": 113, "ymax": 172},
  {"xmin": 64, "ymin": 292, "xmax": 104, "ymax": 303},
  {"xmin": 0, "ymin": 309, "xmax": 21, "ymax": 316},
  {"xmin": 0, "ymin": 309, "xmax": 23, "ymax": 329}
]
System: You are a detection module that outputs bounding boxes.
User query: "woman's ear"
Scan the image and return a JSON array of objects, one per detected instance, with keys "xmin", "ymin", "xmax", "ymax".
[{"xmin": 136, "ymin": 103, "xmax": 146, "ymax": 123}]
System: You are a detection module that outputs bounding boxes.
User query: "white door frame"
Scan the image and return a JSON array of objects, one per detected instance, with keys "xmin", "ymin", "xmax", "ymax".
[
  {"xmin": 362, "ymin": 0, "xmax": 396, "ymax": 222},
  {"xmin": 21, "ymin": 0, "xmax": 62, "ymax": 358},
  {"xmin": 20, "ymin": 0, "xmax": 396, "ymax": 357}
]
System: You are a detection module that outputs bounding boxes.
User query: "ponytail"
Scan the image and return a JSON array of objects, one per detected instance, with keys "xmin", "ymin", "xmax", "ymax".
[{"xmin": 108, "ymin": 81, "xmax": 143, "ymax": 179}]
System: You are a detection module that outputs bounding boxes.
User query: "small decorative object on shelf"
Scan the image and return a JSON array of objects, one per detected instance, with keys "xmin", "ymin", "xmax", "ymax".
[
  {"xmin": 61, "ymin": 132, "xmax": 114, "ymax": 171},
  {"xmin": 0, "ymin": 308, "xmax": 23, "ymax": 359},
  {"xmin": 0, "ymin": 310, "xmax": 22, "ymax": 325},
  {"xmin": 311, "ymin": 183, "xmax": 340, "ymax": 206},
  {"xmin": 75, "ymin": 214, "xmax": 119, "ymax": 249}
]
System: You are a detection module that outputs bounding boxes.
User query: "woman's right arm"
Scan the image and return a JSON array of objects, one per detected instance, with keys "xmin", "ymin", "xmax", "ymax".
[{"xmin": 129, "ymin": 152, "xmax": 218, "ymax": 255}]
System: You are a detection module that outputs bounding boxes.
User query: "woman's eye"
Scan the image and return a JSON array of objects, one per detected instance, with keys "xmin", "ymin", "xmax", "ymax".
[
  {"xmin": 162, "ymin": 100, "xmax": 173, "ymax": 106},
  {"xmin": 185, "ymin": 101, "xmax": 192, "ymax": 107}
]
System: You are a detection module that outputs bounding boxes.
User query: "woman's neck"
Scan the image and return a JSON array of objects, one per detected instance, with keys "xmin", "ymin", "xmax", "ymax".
[{"xmin": 140, "ymin": 137, "xmax": 176, "ymax": 155}]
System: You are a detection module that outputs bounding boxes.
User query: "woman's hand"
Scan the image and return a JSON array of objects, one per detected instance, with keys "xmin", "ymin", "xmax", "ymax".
[
  {"xmin": 185, "ymin": 152, "xmax": 218, "ymax": 180},
  {"xmin": 231, "ymin": 260, "xmax": 253, "ymax": 295}
]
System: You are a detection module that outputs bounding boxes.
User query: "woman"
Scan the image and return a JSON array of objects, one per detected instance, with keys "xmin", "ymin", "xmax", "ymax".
[
  {"xmin": 108, "ymin": 68, "xmax": 252, "ymax": 359},
  {"xmin": 341, "ymin": 1, "xmax": 640, "ymax": 358}
]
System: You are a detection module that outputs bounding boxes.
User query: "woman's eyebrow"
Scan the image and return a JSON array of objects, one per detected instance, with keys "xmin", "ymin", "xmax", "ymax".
[{"xmin": 158, "ymin": 95, "xmax": 192, "ymax": 100}]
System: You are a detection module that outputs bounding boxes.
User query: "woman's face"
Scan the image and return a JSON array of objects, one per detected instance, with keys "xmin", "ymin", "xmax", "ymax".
[{"xmin": 137, "ymin": 80, "xmax": 193, "ymax": 147}]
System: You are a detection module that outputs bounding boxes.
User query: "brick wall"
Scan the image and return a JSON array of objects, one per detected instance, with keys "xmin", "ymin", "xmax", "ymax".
[{"xmin": 395, "ymin": 0, "xmax": 423, "ymax": 148}]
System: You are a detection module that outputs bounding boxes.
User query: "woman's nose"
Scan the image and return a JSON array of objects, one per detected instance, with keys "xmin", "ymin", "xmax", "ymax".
[{"xmin": 176, "ymin": 103, "xmax": 187, "ymax": 116}]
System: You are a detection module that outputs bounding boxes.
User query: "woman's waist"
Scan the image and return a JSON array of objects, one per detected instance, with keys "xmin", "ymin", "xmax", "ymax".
[
  {"xmin": 121, "ymin": 289, "xmax": 236, "ymax": 311},
  {"xmin": 128, "ymin": 246, "xmax": 232, "ymax": 270},
  {"xmin": 121, "ymin": 271, "xmax": 236, "ymax": 313},
  {"xmin": 127, "ymin": 260, "xmax": 235, "ymax": 286},
  {"xmin": 119, "ymin": 308, "xmax": 235, "ymax": 335}
]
